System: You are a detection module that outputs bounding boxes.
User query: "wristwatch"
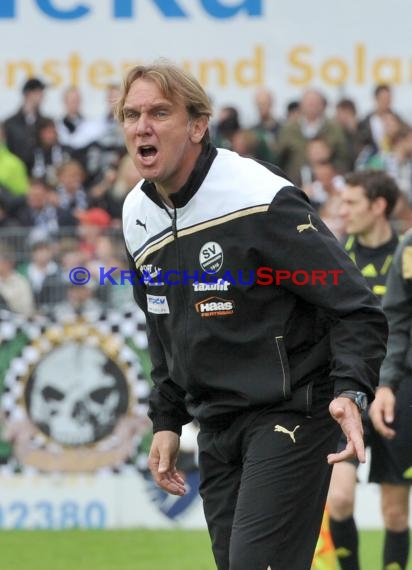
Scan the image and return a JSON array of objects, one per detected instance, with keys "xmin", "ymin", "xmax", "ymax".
[{"xmin": 336, "ymin": 390, "xmax": 368, "ymax": 413}]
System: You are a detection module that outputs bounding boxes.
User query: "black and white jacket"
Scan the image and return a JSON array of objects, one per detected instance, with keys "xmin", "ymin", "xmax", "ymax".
[{"xmin": 123, "ymin": 145, "xmax": 388, "ymax": 434}]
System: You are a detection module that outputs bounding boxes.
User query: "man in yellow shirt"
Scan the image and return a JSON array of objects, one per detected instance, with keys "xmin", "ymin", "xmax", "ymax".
[{"xmin": 0, "ymin": 122, "xmax": 29, "ymax": 197}]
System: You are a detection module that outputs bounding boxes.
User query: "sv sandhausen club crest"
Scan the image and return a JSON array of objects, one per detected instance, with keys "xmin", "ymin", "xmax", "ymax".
[{"xmin": 199, "ymin": 241, "xmax": 224, "ymax": 273}]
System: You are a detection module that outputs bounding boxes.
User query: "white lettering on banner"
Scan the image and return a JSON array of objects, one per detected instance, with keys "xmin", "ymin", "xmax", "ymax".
[
  {"xmin": 147, "ymin": 295, "xmax": 170, "ymax": 314},
  {"xmin": 0, "ymin": 0, "xmax": 263, "ymax": 20}
]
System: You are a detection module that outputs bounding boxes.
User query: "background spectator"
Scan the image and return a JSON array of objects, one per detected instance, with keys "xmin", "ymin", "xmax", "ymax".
[
  {"xmin": 12, "ymin": 177, "xmax": 76, "ymax": 236},
  {"xmin": 55, "ymin": 159, "xmax": 88, "ymax": 218},
  {"xmin": 251, "ymin": 86, "xmax": 281, "ymax": 161},
  {"xmin": 3, "ymin": 77, "xmax": 49, "ymax": 172},
  {"xmin": 76, "ymin": 207, "xmax": 112, "ymax": 260},
  {"xmin": 302, "ymin": 139, "xmax": 346, "ymax": 239},
  {"xmin": 18, "ymin": 239, "xmax": 66, "ymax": 310},
  {"xmin": 276, "ymin": 88, "xmax": 350, "ymax": 185},
  {"xmin": 231, "ymin": 127, "xmax": 274, "ymax": 161},
  {"xmin": 211, "ymin": 105, "xmax": 241, "ymax": 149},
  {"xmin": 0, "ymin": 247, "xmax": 35, "ymax": 316},
  {"xmin": 88, "ymin": 155, "xmax": 141, "ymax": 223},
  {"xmin": 285, "ymin": 99, "xmax": 300, "ymax": 122},
  {"xmin": 0, "ymin": 122, "xmax": 29, "ymax": 197},
  {"xmin": 31, "ymin": 118, "xmax": 72, "ymax": 186},
  {"xmin": 57, "ymin": 86, "xmax": 105, "ymax": 187},
  {"xmin": 94, "ymin": 83, "xmax": 127, "ymax": 174},
  {"xmin": 335, "ymin": 98, "xmax": 361, "ymax": 170},
  {"xmin": 52, "ymin": 280, "xmax": 102, "ymax": 320},
  {"xmin": 357, "ymin": 84, "xmax": 405, "ymax": 159}
]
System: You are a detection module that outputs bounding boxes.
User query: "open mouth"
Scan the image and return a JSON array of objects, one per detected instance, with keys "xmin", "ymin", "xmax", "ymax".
[{"xmin": 138, "ymin": 145, "xmax": 157, "ymax": 159}]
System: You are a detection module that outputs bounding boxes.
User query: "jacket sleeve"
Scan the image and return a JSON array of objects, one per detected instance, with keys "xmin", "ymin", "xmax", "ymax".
[
  {"xmin": 379, "ymin": 233, "xmax": 412, "ymax": 391},
  {"xmin": 261, "ymin": 185, "xmax": 388, "ymax": 401},
  {"xmin": 126, "ymin": 251, "xmax": 193, "ymax": 435}
]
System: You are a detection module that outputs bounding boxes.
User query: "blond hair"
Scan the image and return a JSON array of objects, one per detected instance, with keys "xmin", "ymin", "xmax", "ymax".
[{"xmin": 115, "ymin": 60, "xmax": 212, "ymax": 143}]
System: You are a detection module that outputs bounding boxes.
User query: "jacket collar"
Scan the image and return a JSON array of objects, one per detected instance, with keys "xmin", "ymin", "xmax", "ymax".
[{"xmin": 141, "ymin": 143, "xmax": 217, "ymax": 209}]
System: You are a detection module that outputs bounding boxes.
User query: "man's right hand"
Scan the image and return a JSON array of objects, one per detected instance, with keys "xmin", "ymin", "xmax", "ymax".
[
  {"xmin": 328, "ymin": 397, "xmax": 365, "ymax": 464},
  {"xmin": 369, "ymin": 386, "xmax": 396, "ymax": 439},
  {"xmin": 148, "ymin": 430, "xmax": 186, "ymax": 496}
]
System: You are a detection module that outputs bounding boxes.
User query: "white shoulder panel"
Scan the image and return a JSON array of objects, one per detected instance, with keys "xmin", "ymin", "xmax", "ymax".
[
  {"xmin": 174, "ymin": 149, "xmax": 289, "ymax": 232},
  {"xmin": 122, "ymin": 149, "xmax": 290, "ymax": 263}
]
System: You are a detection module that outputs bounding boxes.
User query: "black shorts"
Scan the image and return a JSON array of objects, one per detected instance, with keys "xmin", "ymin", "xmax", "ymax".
[
  {"xmin": 197, "ymin": 384, "xmax": 340, "ymax": 570},
  {"xmin": 369, "ymin": 377, "xmax": 412, "ymax": 485}
]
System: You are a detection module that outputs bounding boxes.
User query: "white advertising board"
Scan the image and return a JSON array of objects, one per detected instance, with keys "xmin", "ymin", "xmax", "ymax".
[
  {"xmin": 0, "ymin": 473, "xmax": 206, "ymax": 529},
  {"xmin": 1, "ymin": 473, "xmax": 406, "ymax": 530},
  {"xmin": 1, "ymin": 0, "xmax": 412, "ymax": 124}
]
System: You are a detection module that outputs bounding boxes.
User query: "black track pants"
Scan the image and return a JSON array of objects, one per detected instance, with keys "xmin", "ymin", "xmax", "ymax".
[{"xmin": 198, "ymin": 391, "xmax": 340, "ymax": 570}]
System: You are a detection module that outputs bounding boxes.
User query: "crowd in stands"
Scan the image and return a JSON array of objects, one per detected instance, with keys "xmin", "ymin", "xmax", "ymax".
[{"xmin": 1, "ymin": 77, "xmax": 412, "ymax": 318}]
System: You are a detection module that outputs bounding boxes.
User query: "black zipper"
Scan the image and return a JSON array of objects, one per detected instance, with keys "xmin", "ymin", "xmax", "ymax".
[{"xmin": 171, "ymin": 208, "xmax": 178, "ymax": 239}]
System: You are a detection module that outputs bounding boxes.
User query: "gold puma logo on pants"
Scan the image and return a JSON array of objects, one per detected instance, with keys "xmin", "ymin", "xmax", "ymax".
[{"xmin": 274, "ymin": 424, "xmax": 300, "ymax": 443}]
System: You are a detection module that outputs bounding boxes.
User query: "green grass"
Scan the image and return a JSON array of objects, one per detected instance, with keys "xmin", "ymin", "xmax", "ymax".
[
  {"xmin": 0, "ymin": 529, "xmax": 411, "ymax": 570},
  {"xmin": 360, "ymin": 530, "xmax": 409, "ymax": 570},
  {"xmin": 0, "ymin": 530, "xmax": 214, "ymax": 570}
]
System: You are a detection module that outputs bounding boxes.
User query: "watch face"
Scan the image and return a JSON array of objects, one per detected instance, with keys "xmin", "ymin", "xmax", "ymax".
[
  {"xmin": 356, "ymin": 393, "xmax": 368, "ymax": 411},
  {"xmin": 339, "ymin": 390, "xmax": 368, "ymax": 411}
]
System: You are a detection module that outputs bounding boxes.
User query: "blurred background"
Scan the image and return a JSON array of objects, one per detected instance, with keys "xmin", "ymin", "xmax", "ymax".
[{"xmin": 0, "ymin": 2, "xmax": 412, "ymax": 568}]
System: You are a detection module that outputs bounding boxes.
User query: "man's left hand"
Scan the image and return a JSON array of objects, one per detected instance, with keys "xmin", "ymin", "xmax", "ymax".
[{"xmin": 327, "ymin": 397, "xmax": 365, "ymax": 464}]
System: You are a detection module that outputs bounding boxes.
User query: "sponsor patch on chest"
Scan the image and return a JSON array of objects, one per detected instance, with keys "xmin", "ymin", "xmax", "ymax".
[
  {"xmin": 195, "ymin": 296, "xmax": 235, "ymax": 317},
  {"xmin": 147, "ymin": 294, "xmax": 170, "ymax": 314}
]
